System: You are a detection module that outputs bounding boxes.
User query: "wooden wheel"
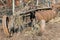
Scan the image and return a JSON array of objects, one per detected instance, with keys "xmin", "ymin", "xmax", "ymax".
[{"xmin": 2, "ymin": 15, "xmax": 10, "ymax": 36}]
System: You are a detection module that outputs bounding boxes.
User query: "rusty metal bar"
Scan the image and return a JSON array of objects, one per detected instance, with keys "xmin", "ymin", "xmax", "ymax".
[{"xmin": 2, "ymin": 15, "xmax": 10, "ymax": 36}]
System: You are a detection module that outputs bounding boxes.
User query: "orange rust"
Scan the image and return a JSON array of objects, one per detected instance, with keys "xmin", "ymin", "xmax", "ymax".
[
  {"xmin": 24, "ymin": 0, "xmax": 30, "ymax": 3},
  {"xmin": 35, "ymin": 11, "xmax": 43, "ymax": 21},
  {"xmin": 2, "ymin": 15, "xmax": 10, "ymax": 36},
  {"xmin": 15, "ymin": 0, "xmax": 20, "ymax": 6},
  {"xmin": 38, "ymin": 11, "xmax": 47, "ymax": 21},
  {"xmin": 35, "ymin": 10, "xmax": 57, "ymax": 22},
  {"xmin": 40, "ymin": 10, "xmax": 50, "ymax": 21},
  {"xmin": 7, "ymin": 0, "xmax": 20, "ymax": 7},
  {"xmin": 7, "ymin": 0, "xmax": 12, "ymax": 8}
]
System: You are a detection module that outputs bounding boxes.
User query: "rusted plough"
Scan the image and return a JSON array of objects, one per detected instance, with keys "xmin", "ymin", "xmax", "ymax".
[
  {"xmin": 35, "ymin": 10, "xmax": 57, "ymax": 33},
  {"xmin": 1, "ymin": 0, "xmax": 60, "ymax": 37},
  {"xmin": 2, "ymin": 8, "xmax": 57, "ymax": 37}
]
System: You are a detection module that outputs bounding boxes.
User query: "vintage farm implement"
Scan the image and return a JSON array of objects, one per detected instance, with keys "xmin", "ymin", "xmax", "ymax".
[{"xmin": 0, "ymin": 0, "xmax": 60, "ymax": 36}]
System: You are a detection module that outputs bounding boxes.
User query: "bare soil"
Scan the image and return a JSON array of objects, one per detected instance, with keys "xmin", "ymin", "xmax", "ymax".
[{"xmin": 0, "ymin": 18, "xmax": 60, "ymax": 40}]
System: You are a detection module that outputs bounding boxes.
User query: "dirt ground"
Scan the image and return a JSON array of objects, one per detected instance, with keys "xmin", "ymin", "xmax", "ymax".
[{"xmin": 0, "ymin": 17, "xmax": 60, "ymax": 40}]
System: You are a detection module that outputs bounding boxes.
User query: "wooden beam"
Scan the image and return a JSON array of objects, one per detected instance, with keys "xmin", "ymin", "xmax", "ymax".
[{"xmin": 12, "ymin": 0, "xmax": 15, "ymax": 15}]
